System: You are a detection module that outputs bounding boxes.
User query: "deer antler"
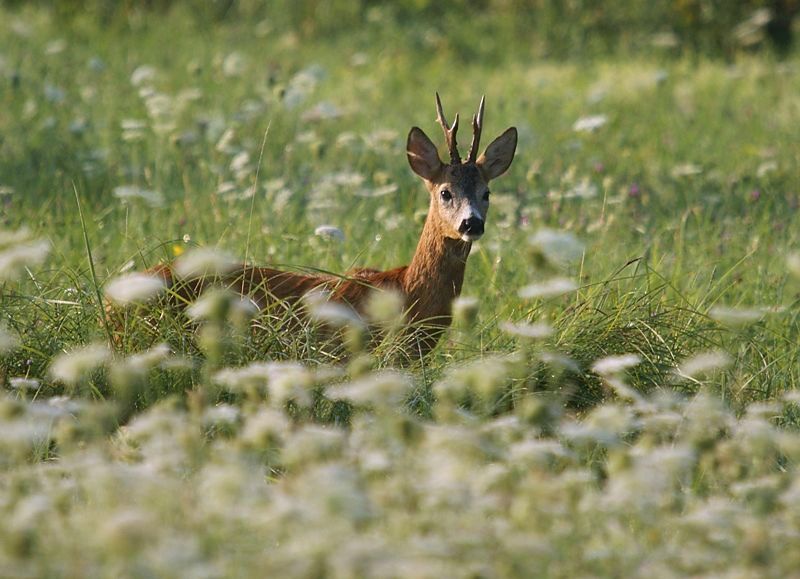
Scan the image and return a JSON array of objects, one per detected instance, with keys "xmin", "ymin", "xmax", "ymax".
[
  {"xmin": 435, "ymin": 92, "xmax": 461, "ymax": 164},
  {"xmin": 467, "ymin": 95, "xmax": 485, "ymax": 164}
]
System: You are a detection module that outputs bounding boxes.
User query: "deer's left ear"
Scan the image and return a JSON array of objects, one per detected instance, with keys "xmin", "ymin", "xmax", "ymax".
[{"xmin": 477, "ymin": 127, "xmax": 517, "ymax": 181}]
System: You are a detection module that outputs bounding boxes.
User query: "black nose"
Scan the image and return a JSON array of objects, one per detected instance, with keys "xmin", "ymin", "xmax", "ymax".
[{"xmin": 459, "ymin": 217, "xmax": 484, "ymax": 236}]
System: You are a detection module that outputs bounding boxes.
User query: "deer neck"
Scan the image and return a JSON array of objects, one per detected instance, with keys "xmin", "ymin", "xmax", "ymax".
[{"xmin": 402, "ymin": 207, "xmax": 471, "ymax": 322}]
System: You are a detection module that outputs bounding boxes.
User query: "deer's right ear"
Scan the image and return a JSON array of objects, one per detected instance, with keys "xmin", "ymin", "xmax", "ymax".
[{"xmin": 407, "ymin": 127, "xmax": 444, "ymax": 181}]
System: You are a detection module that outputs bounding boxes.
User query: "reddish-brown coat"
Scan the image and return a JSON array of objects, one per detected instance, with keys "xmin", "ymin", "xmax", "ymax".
[{"xmin": 138, "ymin": 95, "xmax": 516, "ymax": 357}]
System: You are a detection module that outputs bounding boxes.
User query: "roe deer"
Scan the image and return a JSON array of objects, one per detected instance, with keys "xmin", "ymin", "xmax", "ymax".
[{"xmin": 148, "ymin": 94, "xmax": 517, "ymax": 356}]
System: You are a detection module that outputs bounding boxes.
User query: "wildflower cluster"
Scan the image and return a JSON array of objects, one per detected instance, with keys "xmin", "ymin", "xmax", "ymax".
[{"xmin": 2, "ymin": 356, "xmax": 800, "ymax": 576}]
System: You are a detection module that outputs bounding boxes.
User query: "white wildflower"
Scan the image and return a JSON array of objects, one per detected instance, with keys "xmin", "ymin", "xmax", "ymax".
[
  {"xmin": 327, "ymin": 370, "xmax": 412, "ymax": 407},
  {"xmin": 365, "ymin": 289, "xmax": 405, "ymax": 325},
  {"xmin": 573, "ymin": 114, "xmax": 607, "ymax": 132},
  {"xmin": 9, "ymin": 377, "xmax": 39, "ymax": 391},
  {"xmin": 45, "ymin": 39, "xmax": 67, "ymax": 55},
  {"xmin": 112, "ymin": 186, "xmax": 164, "ymax": 208},
  {"xmin": 120, "ymin": 118, "xmax": 147, "ymax": 142},
  {"xmin": 203, "ymin": 404, "xmax": 240, "ymax": 427},
  {"xmin": 314, "ymin": 225, "xmax": 345, "ymax": 242},
  {"xmin": 222, "ymin": 51, "xmax": 247, "ymax": 77},
  {"xmin": 500, "ymin": 321, "xmax": 553, "ymax": 340},
  {"xmin": 451, "ymin": 295, "xmax": 479, "ymax": 327},
  {"xmin": 130, "ymin": 65, "xmax": 157, "ymax": 86},
  {"xmin": 528, "ymin": 229, "xmax": 584, "ymax": 266},
  {"xmin": 518, "ymin": 277, "xmax": 577, "ymax": 299},
  {"xmin": 230, "ymin": 151, "xmax": 250, "ymax": 174},
  {"xmin": 671, "ymin": 163, "xmax": 703, "ymax": 177},
  {"xmin": 104, "ymin": 272, "xmax": 165, "ymax": 305},
  {"xmin": 307, "ymin": 299, "xmax": 364, "ymax": 329},
  {"xmin": 0, "ymin": 324, "xmax": 19, "ymax": 354},
  {"xmin": 783, "ymin": 390, "xmax": 800, "ymax": 404},
  {"xmin": 49, "ymin": 344, "xmax": 111, "ymax": 385},
  {"xmin": 302, "ymin": 101, "xmax": 343, "ymax": 122},
  {"xmin": 282, "ymin": 425, "xmax": 345, "ymax": 467},
  {"xmin": 674, "ymin": 350, "xmax": 732, "ymax": 381},
  {"xmin": 709, "ymin": 306, "xmax": 763, "ymax": 326},
  {"xmin": 43, "ymin": 84, "xmax": 65, "ymax": 103},
  {"xmin": 0, "ymin": 228, "xmax": 34, "ymax": 247},
  {"xmin": 787, "ymin": 253, "xmax": 800, "ymax": 278},
  {"xmin": 592, "ymin": 354, "xmax": 642, "ymax": 376},
  {"xmin": 187, "ymin": 290, "xmax": 253, "ymax": 322},
  {"xmin": 565, "ymin": 179, "xmax": 598, "ymax": 199},
  {"xmin": 0, "ymin": 238, "xmax": 50, "ymax": 280},
  {"xmin": 355, "ymin": 184, "xmax": 398, "ymax": 198},
  {"xmin": 121, "ymin": 344, "xmax": 171, "ymax": 374},
  {"xmin": 174, "ymin": 248, "xmax": 237, "ymax": 279}
]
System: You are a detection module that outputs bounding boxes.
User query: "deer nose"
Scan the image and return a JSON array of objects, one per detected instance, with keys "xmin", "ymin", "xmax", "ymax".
[{"xmin": 459, "ymin": 216, "xmax": 484, "ymax": 236}]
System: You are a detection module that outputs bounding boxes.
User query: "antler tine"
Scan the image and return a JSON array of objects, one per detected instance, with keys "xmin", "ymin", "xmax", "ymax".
[
  {"xmin": 467, "ymin": 95, "xmax": 485, "ymax": 163},
  {"xmin": 435, "ymin": 92, "xmax": 461, "ymax": 164}
]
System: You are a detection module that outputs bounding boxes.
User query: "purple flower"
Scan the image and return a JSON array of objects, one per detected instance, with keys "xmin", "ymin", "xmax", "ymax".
[{"xmin": 629, "ymin": 183, "xmax": 641, "ymax": 198}]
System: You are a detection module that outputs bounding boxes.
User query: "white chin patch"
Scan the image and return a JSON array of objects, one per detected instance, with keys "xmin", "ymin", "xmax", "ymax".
[{"xmin": 460, "ymin": 233, "xmax": 483, "ymax": 242}]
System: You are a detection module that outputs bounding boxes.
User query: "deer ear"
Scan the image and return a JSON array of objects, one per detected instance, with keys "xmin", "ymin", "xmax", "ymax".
[
  {"xmin": 477, "ymin": 127, "xmax": 517, "ymax": 181},
  {"xmin": 407, "ymin": 127, "xmax": 444, "ymax": 181}
]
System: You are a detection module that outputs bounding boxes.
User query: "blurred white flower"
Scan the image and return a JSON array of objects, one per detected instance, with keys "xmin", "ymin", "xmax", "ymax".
[
  {"xmin": 50, "ymin": 344, "xmax": 111, "ymax": 385},
  {"xmin": 306, "ymin": 292, "xmax": 364, "ymax": 328},
  {"xmin": 174, "ymin": 248, "xmax": 238, "ymax": 279},
  {"xmin": 130, "ymin": 65, "xmax": 157, "ymax": 86},
  {"xmin": 284, "ymin": 65, "xmax": 326, "ymax": 109},
  {"xmin": 230, "ymin": 151, "xmax": 250, "ymax": 174},
  {"xmin": 121, "ymin": 344, "xmax": 171, "ymax": 374},
  {"xmin": 282, "ymin": 425, "xmax": 345, "ymax": 467},
  {"xmin": 528, "ymin": 229, "xmax": 584, "ymax": 267},
  {"xmin": 671, "ymin": 163, "xmax": 703, "ymax": 178},
  {"xmin": 674, "ymin": 350, "xmax": 732, "ymax": 381},
  {"xmin": 327, "ymin": 370, "xmax": 412, "ymax": 407},
  {"xmin": 0, "ymin": 324, "xmax": 19, "ymax": 354},
  {"xmin": 104, "ymin": 272, "xmax": 165, "ymax": 305},
  {"xmin": 355, "ymin": 184, "xmax": 398, "ymax": 198},
  {"xmin": 222, "ymin": 51, "xmax": 247, "ymax": 77},
  {"xmin": 518, "ymin": 277, "xmax": 577, "ymax": 299},
  {"xmin": 314, "ymin": 225, "xmax": 345, "ymax": 242},
  {"xmin": 113, "ymin": 186, "xmax": 164, "ymax": 208},
  {"xmin": 787, "ymin": 253, "xmax": 800, "ymax": 278},
  {"xmin": 564, "ymin": 179, "xmax": 598, "ymax": 199},
  {"xmin": 9, "ymin": 377, "xmax": 39, "ymax": 391},
  {"xmin": 0, "ymin": 236, "xmax": 50, "ymax": 281},
  {"xmin": 592, "ymin": 354, "xmax": 641, "ymax": 376},
  {"xmin": 365, "ymin": 289, "xmax": 405, "ymax": 325},
  {"xmin": 709, "ymin": 306, "xmax": 763, "ymax": 327},
  {"xmin": 187, "ymin": 290, "xmax": 257, "ymax": 322},
  {"xmin": 573, "ymin": 114, "xmax": 607, "ymax": 132},
  {"xmin": 43, "ymin": 84, "xmax": 65, "ymax": 103},
  {"xmin": 500, "ymin": 321, "xmax": 553, "ymax": 340},
  {"xmin": 302, "ymin": 101, "xmax": 343, "ymax": 122},
  {"xmin": 203, "ymin": 404, "xmax": 240, "ymax": 427},
  {"xmin": 451, "ymin": 295, "xmax": 479, "ymax": 326},
  {"xmin": 120, "ymin": 119, "xmax": 147, "ymax": 142},
  {"xmin": 44, "ymin": 39, "xmax": 67, "ymax": 55}
]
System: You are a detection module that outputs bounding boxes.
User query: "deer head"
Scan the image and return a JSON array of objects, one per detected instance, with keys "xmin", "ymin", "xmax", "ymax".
[{"xmin": 406, "ymin": 93, "xmax": 518, "ymax": 242}]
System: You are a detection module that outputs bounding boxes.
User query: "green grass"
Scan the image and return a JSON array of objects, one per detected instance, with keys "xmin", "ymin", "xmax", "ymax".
[
  {"xmin": 2, "ymin": 6, "xmax": 798, "ymax": 410},
  {"xmin": 1, "ymin": 4, "xmax": 800, "ymax": 575}
]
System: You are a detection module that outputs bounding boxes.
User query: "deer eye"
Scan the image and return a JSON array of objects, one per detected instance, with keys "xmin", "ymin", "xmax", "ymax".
[
  {"xmin": 483, "ymin": 190, "xmax": 491, "ymax": 201},
  {"xmin": 440, "ymin": 189, "xmax": 453, "ymax": 202}
]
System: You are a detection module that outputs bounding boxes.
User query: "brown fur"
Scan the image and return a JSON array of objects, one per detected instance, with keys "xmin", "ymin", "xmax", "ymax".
[{"xmin": 136, "ymin": 96, "xmax": 516, "ymax": 357}]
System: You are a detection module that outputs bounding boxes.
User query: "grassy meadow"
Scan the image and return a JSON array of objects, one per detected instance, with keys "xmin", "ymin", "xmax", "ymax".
[{"xmin": 2, "ymin": 2, "xmax": 800, "ymax": 576}]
